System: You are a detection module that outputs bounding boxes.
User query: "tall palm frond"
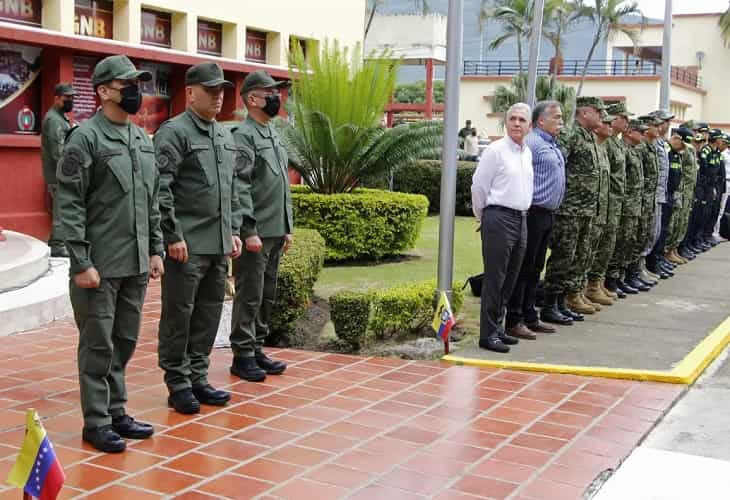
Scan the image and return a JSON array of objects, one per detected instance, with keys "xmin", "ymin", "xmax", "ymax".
[
  {"xmin": 492, "ymin": 74, "xmax": 576, "ymax": 128},
  {"xmin": 720, "ymin": 4, "xmax": 730, "ymax": 46}
]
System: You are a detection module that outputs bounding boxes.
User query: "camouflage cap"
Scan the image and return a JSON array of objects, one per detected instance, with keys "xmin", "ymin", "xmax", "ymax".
[
  {"xmin": 679, "ymin": 120, "xmax": 696, "ymax": 130},
  {"xmin": 606, "ymin": 102, "xmax": 633, "ymax": 117},
  {"xmin": 696, "ymin": 122, "xmax": 710, "ymax": 132},
  {"xmin": 91, "ymin": 55, "xmax": 152, "ymax": 86},
  {"xmin": 575, "ymin": 96, "xmax": 606, "ymax": 110},
  {"xmin": 649, "ymin": 110, "xmax": 675, "ymax": 121},
  {"xmin": 54, "ymin": 83, "xmax": 76, "ymax": 96},
  {"xmin": 639, "ymin": 114, "xmax": 663, "ymax": 126},
  {"xmin": 241, "ymin": 70, "xmax": 291, "ymax": 95},
  {"xmin": 672, "ymin": 127, "xmax": 693, "ymax": 145},
  {"xmin": 600, "ymin": 112, "xmax": 616, "ymax": 123},
  {"xmin": 185, "ymin": 62, "xmax": 232, "ymax": 88},
  {"xmin": 628, "ymin": 119, "xmax": 649, "ymax": 132}
]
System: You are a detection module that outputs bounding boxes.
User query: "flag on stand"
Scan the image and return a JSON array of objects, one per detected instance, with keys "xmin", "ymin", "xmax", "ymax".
[
  {"xmin": 432, "ymin": 291, "xmax": 455, "ymax": 343},
  {"xmin": 6, "ymin": 409, "xmax": 64, "ymax": 500}
]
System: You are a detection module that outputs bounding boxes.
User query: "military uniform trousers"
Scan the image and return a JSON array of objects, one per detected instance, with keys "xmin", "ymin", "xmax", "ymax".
[
  {"xmin": 583, "ymin": 218, "xmax": 606, "ymax": 285},
  {"xmin": 588, "ymin": 213, "xmax": 620, "ymax": 281},
  {"xmin": 544, "ymin": 215, "xmax": 593, "ymax": 295},
  {"xmin": 608, "ymin": 215, "xmax": 639, "ymax": 279},
  {"xmin": 158, "ymin": 254, "xmax": 227, "ymax": 393},
  {"xmin": 636, "ymin": 204, "xmax": 656, "ymax": 257},
  {"xmin": 71, "ymin": 273, "xmax": 148, "ymax": 430},
  {"xmin": 230, "ymin": 237, "xmax": 285, "ymax": 358},
  {"xmin": 666, "ymin": 199, "xmax": 687, "ymax": 251},
  {"xmin": 47, "ymin": 184, "xmax": 65, "ymax": 250}
]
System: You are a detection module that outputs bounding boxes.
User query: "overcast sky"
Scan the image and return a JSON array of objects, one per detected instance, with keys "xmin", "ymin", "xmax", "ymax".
[{"xmin": 634, "ymin": 0, "xmax": 727, "ymax": 20}]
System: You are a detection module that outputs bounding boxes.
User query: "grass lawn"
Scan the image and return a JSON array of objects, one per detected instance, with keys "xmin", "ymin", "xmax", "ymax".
[{"xmin": 315, "ymin": 215, "xmax": 484, "ymax": 335}]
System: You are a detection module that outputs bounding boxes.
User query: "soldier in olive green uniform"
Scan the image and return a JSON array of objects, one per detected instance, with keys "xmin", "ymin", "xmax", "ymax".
[
  {"xmin": 613, "ymin": 120, "xmax": 647, "ymax": 294},
  {"xmin": 584, "ymin": 113, "xmax": 616, "ymax": 306},
  {"xmin": 155, "ymin": 63, "xmax": 245, "ymax": 414},
  {"xmin": 41, "ymin": 83, "xmax": 76, "ymax": 257},
  {"xmin": 672, "ymin": 137, "xmax": 699, "ymax": 258},
  {"xmin": 56, "ymin": 56, "xmax": 164, "ymax": 453},
  {"xmin": 664, "ymin": 128, "xmax": 695, "ymax": 260},
  {"xmin": 544, "ymin": 96, "xmax": 604, "ymax": 317},
  {"xmin": 230, "ymin": 70, "xmax": 293, "ymax": 382}
]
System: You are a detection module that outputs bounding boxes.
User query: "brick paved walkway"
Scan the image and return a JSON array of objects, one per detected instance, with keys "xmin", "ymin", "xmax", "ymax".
[{"xmin": 0, "ymin": 283, "xmax": 684, "ymax": 499}]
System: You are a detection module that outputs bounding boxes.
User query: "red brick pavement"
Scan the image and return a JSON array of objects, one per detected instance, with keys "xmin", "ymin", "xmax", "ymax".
[{"xmin": 0, "ymin": 283, "xmax": 684, "ymax": 499}]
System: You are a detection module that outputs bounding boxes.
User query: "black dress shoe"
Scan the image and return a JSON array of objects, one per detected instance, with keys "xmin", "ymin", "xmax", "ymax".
[
  {"xmin": 615, "ymin": 286, "xmax": 627, "ymax": 298},
  {"xmin": 168, "ymin": 388, "xmax": 200, "ymax": 414},
  {"xmin": 479, "ymin": 338, "xmax": 510, "ymax": 353},
  {"xmin": 628, "ymin": 277, "xmax": 651, "ymax": 292},
  {"xmin": 231, "ymin": 357, "xmax": 267, "ymax": 382},
  {"xmin": 498, "ymin": 333, "xmax": 519, "ymax": 345},
  {"xmin": 255, "ymin": 353, "xmax": 287, "ymax": 375},
  {"xmin": 540, "ymin": 305, "xmax": 573, "ymax": 325},
  {"xmin": 616, "ymin": 279, "xmax": 638, "ymax": 294},
  {"xmin": 83, "ymin": 425, "xmax": 126, "ymax": 453},
  {"xmin": 559, "ymin": 304, "xmax": 584, "ymax": 322},
  {"xmin": 192, "ymin": 384, "xmax": 231, "ymax": 406},
  {"xmin": 112, "ymin": 415, "xmax": 154, "ymax": 439}
]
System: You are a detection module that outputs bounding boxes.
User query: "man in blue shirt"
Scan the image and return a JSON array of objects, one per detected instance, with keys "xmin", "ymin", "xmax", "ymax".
[{"xmin": 506, "ymin": 100, "xmax": 569, "ymax": 338}]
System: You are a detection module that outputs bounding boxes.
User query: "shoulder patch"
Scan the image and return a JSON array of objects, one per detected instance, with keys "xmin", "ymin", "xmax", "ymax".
[
  {"xmin": 60, "ymin": 146, "xmax": 84, "ymax": 177},
  {"xmin": 156, "ymin": 144, "xmax": 180, "ymax": 173}
]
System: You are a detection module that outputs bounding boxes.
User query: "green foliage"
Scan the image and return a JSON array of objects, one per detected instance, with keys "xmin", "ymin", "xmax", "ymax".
[
  {"xmin": 269, "ymin": 228, "xmax": 326, "ymax": 347},
  {"xmin": 722, "ymin": 6, "xmax": 730, "ymax": 47},
  {"xmin": 394, "ymin": 80, "xmax": 445, "ymax": 104},
  {"xmin": 392, "ymin": 160, "xmax": 476, "ymax": 216},
  {"xmin": 492, "ymin": 73, "xmax": 576, "ymax": 127},
  {"xmin": 291, "ymin": 186, "xmax": 429, "ymax": 261},
  {"xmin": 281, "ymin": 40, "xmax": 442, "ymax": 194},
  {"xmin": 329, "ymin": 280, "xmax": 464, "ymax": 351}
]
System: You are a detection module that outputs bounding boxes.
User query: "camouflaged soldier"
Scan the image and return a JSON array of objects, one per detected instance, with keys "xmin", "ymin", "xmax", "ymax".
[
  {"xmin": 229, "ymin": 70, "xmax": 293, "ymax": 382},
  {"xmin": 41, "ymin": 83, "xmax": 76, "ymax": 257},
  {"xmin": 155, "ymin": 62, "xmax": 245, "ymax": 415},
  {"xmin": 602, "ymin": 102, "xmax": 632, "ymax": 298},
  {"xmin": 674, "ymin": 133, "xmax": 700, "ymax": 260},
  {"xmin": 614, "ymin": 119, "xmax": 647, "ymax": 295},
  {"xmin": 584, "ymin": 112, "xmax": 616, "ymax": 306},
  {"xmin": 543, "ymin": 96, "xmax": 603, "ymax": 318},
  {"xmin": 664, "ymin": 128, "xmax": 695, "ymax": 262},
  {"xmin": 56, "ymin": 55, "xmax": 164, "ymax": 453}
]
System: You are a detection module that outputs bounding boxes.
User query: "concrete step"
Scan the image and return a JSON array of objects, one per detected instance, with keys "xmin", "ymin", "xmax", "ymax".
[{"xmin": 0, "ymin": 230, "xmax": 50, "ymax": 292}]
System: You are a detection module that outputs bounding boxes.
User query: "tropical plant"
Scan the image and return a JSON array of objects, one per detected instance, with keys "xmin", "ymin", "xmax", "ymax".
[
  {"xmin": 479, "ymin": 0, "xmax": 532, "ymax": 74},
  {"xmin": 720, "ymin": 3, "xmax": 730, "ymax": 47},
  {"xmin": 492, "ymin": 73, "xmax": 576, "ymax": 126},
  {"xmin": 281, "ymin": 40, "xmax": 442, "ymax": 194},
  {"xmin": 543, "ymin": 0, "xmax": 592, "ymax": 72},
  {"xmin": 365, "ymin": 0, "xmax": 431, "ymax": 38},
  {"xmin": 575, "ymin": 0, "xmax": 645, "ymax": 97},
  {"xmin": 394, "ymin": 80, "xmax": 445, "ymax": 104}
]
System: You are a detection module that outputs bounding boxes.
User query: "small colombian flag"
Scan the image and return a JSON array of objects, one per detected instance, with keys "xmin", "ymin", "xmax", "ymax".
[
  {"xmin": 6, "ymin": 409, "xmax": 65, "ymax": 500},
  {"xmin": 432, "ymin": 291, "xmax": 455, "ymax": 342}
]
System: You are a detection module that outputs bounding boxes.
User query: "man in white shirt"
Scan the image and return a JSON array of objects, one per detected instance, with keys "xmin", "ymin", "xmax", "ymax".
[
  {"xmin": 464, "ymin": 128, "xmax": 480, "ymax": 161},
  {"xmin": 471, "ymin": 103, "xmax": 534, "ymax": 353}
]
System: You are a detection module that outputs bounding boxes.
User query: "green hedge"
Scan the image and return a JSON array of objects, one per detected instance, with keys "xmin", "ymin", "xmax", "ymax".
[
  {"xmin": 329, "ymin": 280, "xmax": 464, "ymax": 351},
  {"xmin": 268, "ymin": 228, "xmax": 326, "ymax": 347},
  {"xmin": 291, "ymin": 186, "xmax": 429, "ymax": 262},
  {"xmin": 392, "ymin": 160, "xmax": 477, "ymax": 216}
]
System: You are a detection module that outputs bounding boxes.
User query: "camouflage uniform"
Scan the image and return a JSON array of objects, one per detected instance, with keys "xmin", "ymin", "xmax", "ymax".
[
  {"xmin": 544, "ymin": 121, "xmax": 600, "ymax": 295},
  {"xmin": 585, "ymin": 137, "xmax": 611, "ymax": 283},
  {"xmin": 612, "ymin": 139, "xmax": 644, "ymax": 278},
  {"xmin": 668, "ymin": 145, "xmax": 699, "ymax": 250},
  {"xmin": 591, "ymin": 134, "xmax": 625, "ymax": 281},
  {"xmin": 636, "ymin": 141, "xmax": 659, "ymax": 256}
]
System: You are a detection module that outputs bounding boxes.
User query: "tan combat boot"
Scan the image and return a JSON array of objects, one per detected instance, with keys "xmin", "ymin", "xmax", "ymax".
[
  {"xmin": 601, "ymin": 280, "xmax": 619, "ymax": 299},
  {"xmin": 585, "ymin": 281, "xmax": 614, "ymax": 306},
  {"xmin": 566, "ymin": 292, "xmax": 595, "ymax": 314},
  {"xmin": 671, "ymin": 248, "xmax": 688, "ymax": 264}
]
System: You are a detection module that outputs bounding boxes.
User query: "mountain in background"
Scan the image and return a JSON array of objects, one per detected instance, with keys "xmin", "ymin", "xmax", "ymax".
[{"xmin": 378, "ymin": 0, "xmax": 659, "ymax": 82}]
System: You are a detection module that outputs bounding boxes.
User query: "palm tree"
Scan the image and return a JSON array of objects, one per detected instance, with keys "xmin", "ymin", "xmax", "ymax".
[
  {"xmin": 365, "ymin": 0, "xmax": 431, "ymax": 38},
  {"xmin": 575, "ymin": 0, "xmax": 645, "ymax": 97},
  {"xmin": 480, "ymin": 0, "xmax": 532, "ymax": 73},
  {"xmin": 492, "ymin": 73, "xmax": 576, "ymax": 126},
  {"xmin": 282, "ymin": 40, "xmax": 442, "ymax": 194},
  {"xmin": 543, "ymin": 0, "xmax": 592, "ymax": 74},
  {"xmin": 720, "ymin": 3, "xmax": 730, "ymax": 46}
]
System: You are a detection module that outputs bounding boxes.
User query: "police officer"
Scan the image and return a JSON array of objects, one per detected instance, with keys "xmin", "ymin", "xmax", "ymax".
[
  {"xmin": 155, "ymin": 63, "xmax": 244, "ymax": 414},
  {"xmin": 701, "ymin": 130, "xmax": 726, "ymax": 246},
  {"xmin": 229, "ymin": 70, "xmax": 292, "ymax": 381},
  {"xmin": 56, "ymin": 55, "xmax": 164, "ymax": 453},
  {"xmin": 41, "ymin": 83, "xmax": 76, "ymax": 257}
]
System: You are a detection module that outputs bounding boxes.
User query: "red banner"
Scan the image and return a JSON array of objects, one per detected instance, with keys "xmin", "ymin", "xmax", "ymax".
[
  {"xmin": 74, "ymin": 0, "xmax": 113, "ymax": 39},
  {"xmin": 131, "ymin": 62, "xmax": 171, "ymax": 135},
  {"xmin": 246, "ymin": 30, "xmax": 267, "ymax": 63},
  {"xmin": 0, "ymin": 43, "xmax": 42, "ymax": 134},
  {"xmin": 141, "ymin": 9, "xmax": 172, "ymax": 48},
  {"xmin": 0, "ymin": 0, "xmax": 42, "ymax": 27},
  {"xmin": 198, "ymin": 20, "xmax": 222, "ymax": 57}
]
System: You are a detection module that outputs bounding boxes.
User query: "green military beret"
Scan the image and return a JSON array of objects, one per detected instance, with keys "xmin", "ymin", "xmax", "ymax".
[
  {"xmin": 639, "ymin": 114, "xmax": 663, "ymax": 126},
  {"xmin": 628, "ymin": 119, "xmax": 649, "ymax": 132},
  {"xmin": 649, "ymin": 110, "xmax": 675, "ymax": 121},
  {"xmin": 92, "ymin": 55, "xmax": 152, "ymax": 86},
  {"xmin": 241, "ymin": 70, "xmax": 291, "ymax": 95},
  {"xmin": 185, "ymin": 62, "xmax": 233, "ymax": 88},
  {"xmin": 606, "ymin": 102, "xmax": 633, "ymax": 117},
  {"xmin": 54, "ymin": 83, "xmax": 76, "ymax": 96},
  {"xmin": 696, "ymin": 122, "xmax": 710, "ymax": 132},
  {"xmin": 575, "ymin": 96, "xmax": 606, "ymax": 110}
]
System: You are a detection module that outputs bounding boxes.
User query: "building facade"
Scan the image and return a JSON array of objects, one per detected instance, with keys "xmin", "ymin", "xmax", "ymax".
[{"xmin": 0, "ymin": 0, "xmax": 365, "ymax": 238}]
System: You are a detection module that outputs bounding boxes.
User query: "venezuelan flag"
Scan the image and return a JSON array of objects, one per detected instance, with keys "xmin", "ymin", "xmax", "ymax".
[{"xmin": 6, "ymin": 409, "xmax": 65, "ymax": 500}]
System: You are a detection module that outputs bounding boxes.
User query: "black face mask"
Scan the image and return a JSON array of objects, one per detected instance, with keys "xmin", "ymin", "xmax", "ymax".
[
  {"xmin": 115, "ymin": 84, "xmax": 143, "ymax": 114},
  {"xmin": 262, "ymin": 94, "xmax": 281, "ymax": 117},
  {"xmin": 61, "ymin": 99, "xmax": 73, "ymax": 113}
]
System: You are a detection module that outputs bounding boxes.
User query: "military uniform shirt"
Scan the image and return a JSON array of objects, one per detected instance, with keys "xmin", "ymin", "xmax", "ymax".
[
  {"xmin": 638, "ymin": 142, "xmax": 659, "ymax": 210},
  {"xmin": 604, "ymin": 136, "xmax": 627, "ymax": 216},
  {"xmin": 556, "ymin": 124, "xmax": 600, "ymax": 217},
  {"xmin": 41, "ymin": 106, "xmax": 72, "ymax": 185},
  {"xmin": 56, "ymin": 110, "xmax": 164, "ymax": 277},
  {"xmin": 595, "ymin": 142, "xmax": 611, "ymax": 223},
  {"xmin": 622, "ymin": 141, "xmax": 644, "ymax": 217}
]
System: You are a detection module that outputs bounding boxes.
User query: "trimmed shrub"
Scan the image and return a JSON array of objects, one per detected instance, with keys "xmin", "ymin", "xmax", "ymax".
[
  {"xmin": 329, "ymin": 280, "xmax": 464, "ymax": 351},
  {"xmin": 392, "ymin": 160, "xmax": 477, "ymax": 216},
  {"xmin": 269, "ymin": 228, "xmax": 326, "ymax": 347},
  {"xmin": 291, "ymin": 186, "xmax": 429, "ymax": 262}
]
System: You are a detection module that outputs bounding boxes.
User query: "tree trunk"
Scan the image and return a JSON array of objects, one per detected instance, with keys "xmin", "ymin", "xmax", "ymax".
[
  {"xmin": 576, "ymin": 34, "xmax": 601, "ymax": 97},
  {"xmin": 517, "ymin": 35, "xmax": 524, "ymax": 74},
  {"xmin": 365, "ymin": 5, "xmax": 378, "ymax": 39}
]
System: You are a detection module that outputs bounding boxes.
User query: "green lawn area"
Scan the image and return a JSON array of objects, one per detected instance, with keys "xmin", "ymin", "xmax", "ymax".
[{"xmin": 315, "ymin": 215, "xmax": 484, "ymax": 335}]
